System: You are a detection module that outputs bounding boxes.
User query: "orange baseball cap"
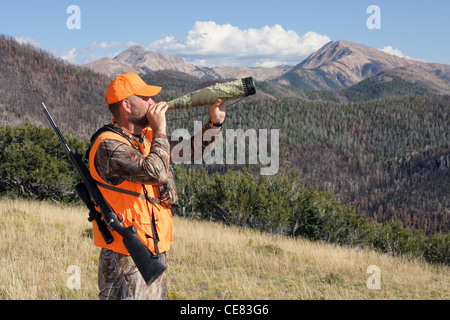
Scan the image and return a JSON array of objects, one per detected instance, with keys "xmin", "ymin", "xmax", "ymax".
[{"xmin": 105, "ymin": 73, "xmax": 162, "ymax": 104}]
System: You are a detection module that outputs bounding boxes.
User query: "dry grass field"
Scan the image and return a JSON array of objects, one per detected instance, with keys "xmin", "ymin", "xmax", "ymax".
[{"xmin": 0, "ymin": 198, "xmax": 448, "ymax": 300}]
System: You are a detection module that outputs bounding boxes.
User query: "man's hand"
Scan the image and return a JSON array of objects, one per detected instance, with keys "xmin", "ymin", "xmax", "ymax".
[
  {"xmin": 146, "ymin": 101, "xmax": 169, "ymax": 135},
  {"xmin": 208, "ymin": 98, "xmax": 226, "ymax": 124}
]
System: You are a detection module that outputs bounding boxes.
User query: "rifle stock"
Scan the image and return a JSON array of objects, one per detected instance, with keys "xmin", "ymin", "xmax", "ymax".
[
  {"xmin": 41, "ymin": 102, "xmax": 165, "ymax": 285},
  {"xmin": 75, "ymin": 182, "xmax": 114, "ymax": 245}
]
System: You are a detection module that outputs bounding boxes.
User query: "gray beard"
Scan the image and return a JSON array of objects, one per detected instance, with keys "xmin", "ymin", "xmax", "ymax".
[
  {"xmin": 129, "ymin": 104, "xmax": 149, "ymax": 128},
  {"xmin": 129, "ymin": 114, "xmax": 149, "ymax": 128}
]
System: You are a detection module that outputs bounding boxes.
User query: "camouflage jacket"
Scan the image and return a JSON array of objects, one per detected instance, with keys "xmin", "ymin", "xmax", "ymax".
[{"xmin": 92, "ymin": 121, "xmax": 222, "ymax": 207}]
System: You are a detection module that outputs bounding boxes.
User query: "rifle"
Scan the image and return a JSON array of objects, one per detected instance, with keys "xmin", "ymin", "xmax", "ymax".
[{"xmin": 41, "ymin": 102, "xmax": 166, "ymax": 285}]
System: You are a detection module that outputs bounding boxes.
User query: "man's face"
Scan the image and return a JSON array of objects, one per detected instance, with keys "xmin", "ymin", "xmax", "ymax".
[{"xmin": 128, "ymin": 95, "xmax": 156, "ymax": 127}]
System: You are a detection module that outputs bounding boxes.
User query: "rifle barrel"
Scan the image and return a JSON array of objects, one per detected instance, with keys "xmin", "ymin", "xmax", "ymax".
[{"xmin": 41, "ymin": 102, "xmax": 71, "ymax": 154}]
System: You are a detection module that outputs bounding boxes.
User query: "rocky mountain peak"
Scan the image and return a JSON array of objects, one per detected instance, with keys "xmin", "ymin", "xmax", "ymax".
[{"xmin": 275, "ymin": 40, "xmax": 450, "ymax": 90}]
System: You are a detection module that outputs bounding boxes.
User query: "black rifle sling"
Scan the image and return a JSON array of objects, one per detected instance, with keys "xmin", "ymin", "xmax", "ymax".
[
  {"xmin": 85, "ymin": 123, "xmax": 116, "ymax": 162},
  {"xmin": 143, "ymin": 186, "xmax": 161, "ymax": 256}
]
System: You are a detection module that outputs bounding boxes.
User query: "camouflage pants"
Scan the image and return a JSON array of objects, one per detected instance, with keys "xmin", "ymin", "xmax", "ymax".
[{"xmin": 98, "ymin": 248, "xmax": 168, "ymax": 300}]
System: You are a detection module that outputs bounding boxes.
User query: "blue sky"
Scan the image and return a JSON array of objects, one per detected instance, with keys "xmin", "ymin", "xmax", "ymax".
[{"xmin": 1, "ymin": 0, "xmax": 449, "ymax": 67}]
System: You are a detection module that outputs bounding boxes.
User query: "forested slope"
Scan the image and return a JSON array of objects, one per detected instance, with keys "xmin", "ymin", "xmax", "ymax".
[
  {"xmin": 151, "ymin": 72, "xmax": 450, "ymax": 234},
  {"xmin": 1, "ymin": 35, "xmax": 449, "ymax": 235},
  {"xmin": 0, "ymin": 34, "xmax": 111, "ymax": 138}
]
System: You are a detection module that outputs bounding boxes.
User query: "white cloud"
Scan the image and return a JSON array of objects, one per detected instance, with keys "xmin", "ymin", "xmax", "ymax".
[
  {"xmin": 85, "ymin": 41, "xmax": 139, "ymax": 51},
  {"xmin": 378, "ymin": 46, "xmax": 427, "ymax": 62},
  {"xmin": 147, "ymin": 21, "xmax": 331, "ymax": 67},
  {"xmin": 57, "ymin": 48, "xmax": 77, "ymax": 63},
  {"xmin": 56, "ymin": 41, "xmax": 139, "ymax": 65},
  {"xmin": 255, "ymin": 60, "xmax": 289, "ymax": 68},
  {"xmin": 54, "ymin": 22, "xmax": 331, "ymax": 67},
  {"xmin": 15, "ymin": 36, "xmax": 40, "ymax": 48},
  {"xmin": 378, "ymin": 46, "xmax": 410, "ymax": 59}
]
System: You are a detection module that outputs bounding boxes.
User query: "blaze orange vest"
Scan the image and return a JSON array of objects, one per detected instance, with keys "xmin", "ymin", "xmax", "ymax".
[{"xmin": 88, "ymin": 127, "xmax": 173, "ymax": 255}]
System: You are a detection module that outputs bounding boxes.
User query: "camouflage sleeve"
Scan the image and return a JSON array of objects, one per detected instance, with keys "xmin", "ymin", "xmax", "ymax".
[{"xmin": 94, "ymin": 133, "xmax": 170, "ymax": 186}]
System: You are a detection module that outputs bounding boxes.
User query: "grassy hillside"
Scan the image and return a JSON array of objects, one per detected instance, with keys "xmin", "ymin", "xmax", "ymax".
[{"xmin": 0, "ymin": 198, "xmax": 448, "ymax": 300}]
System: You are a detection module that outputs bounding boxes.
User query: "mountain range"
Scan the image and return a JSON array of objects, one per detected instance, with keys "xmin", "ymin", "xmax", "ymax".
[
  {"xmin": 83, "ymin": 40, "xmax": 450, "ymax": 94},
  {"xmin": 1, "ymin": 34, "xmax": 449, "ymax": 234},
  {"xmin": 83, "ymin": 45, "xmax": 291, "ymax": 81}
]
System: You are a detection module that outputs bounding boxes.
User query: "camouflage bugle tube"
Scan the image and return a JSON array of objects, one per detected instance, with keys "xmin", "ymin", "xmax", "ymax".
[{"xmin": 166, "ymin": 77, "xmax": 256, "ymax": 110}]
